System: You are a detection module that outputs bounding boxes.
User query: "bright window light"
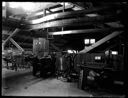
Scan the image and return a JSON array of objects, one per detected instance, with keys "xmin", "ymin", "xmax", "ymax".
[
  {"xmin": 97, "ymin": 56, "xmax": 101, "ymax": 60},
  {"xmin": 60, "ymin": 2, "xmax": 70, "ymax": 6},
  {"xmin": 67, "ymin": 50, "xmax": 73, "ymax": 54},
  {"xmin": 90, "ymin": 39, "xmax": 95, "ymax": 44},
  {"xmin": 2, "ymin": 52, "xmax": 5, "ymax": 55},
  {"xmin": 73, "ymin": 50, "xmax": 77, "ymax": 53},
  {"xmin": 84, "ymin": 39, "xmax": 89, "ymax": 44},
  {"xmin": 95, "ymin": 56, "xmax": 101, "ymax": 60},
  {"xmin": 73, "ymin": 7, "xmax": 82, "ymax": 11},
  {"xmin": 2, "ymin": 2, "xmax": 6, "ymax": 7},
  {"xmin": 46, "ymin": 10, "xmax": 50, "ymax": 14},
  {"xmin": 9, "ymin": 2, "xmax": 35, "ymax": 11},
  {"xmin": 34, "ymin": 11, "xmax": 44, "ymax": 16},
  {"xmin": 111, "ymin": 51, "xmax": 118, "ymax": 55}
]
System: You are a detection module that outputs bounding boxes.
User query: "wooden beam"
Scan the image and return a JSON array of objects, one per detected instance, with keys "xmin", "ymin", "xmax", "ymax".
[
  {"xmin": 16, "ymin": 35, "xmax": 33, "ymax": 40},
  {"xmin": 46, "ymin": 8, "xmax": 53, "ymax": 13},
  {"xmin": 105, "ymin": 21, "xmax": 124, "ymax": 28},
  {"xmin": 69, "ymin": 2, "xmax": 85, "ymax": 10},
  {"xmin": 50, "ymin": 43, "xmax": 62, "ymax": 52},
  {"xmin": 79, "ymin": 31, "xmax": 122, "ymax": 54},
  {"xmin": 21, "ymin": 15, "xmax": 118, "ymax": 30},
  {"xmin": 48, "ymin": 28, "xmax": 120, "ymax": 35},
  {"xmin": 50, "ymin": 3, "xmax": 74, "ymax": 13},
  {"xmin": 10, "ymin": 38, "xmax": 24, "ymax": 52},
  {"xmin": 27, "ymin": 4, "xmax": 75, "ymax": 20},
  {"xmin": 18, "ymin": 42, "xmax": 32, "ymax": 47},
  {"xmin": 3, "ymin": 28, "xmax": 20, "ymax": 46},
  {"xmin": 26, "ymin": 3, "xmax": 62, "ymax": 18},
  {"xmin": 23, "ymin": 6, "xmax": 111, "ymax": 24}
]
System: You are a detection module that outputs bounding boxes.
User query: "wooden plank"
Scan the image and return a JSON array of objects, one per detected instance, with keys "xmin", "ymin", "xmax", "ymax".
[
  {"xmin": 21, "ymin": 15, "xmax": 118, "ymax": 30},
  {"xmin": 2, "ymin": 13, "xmax": 119, "ymax": 31},
  {"xmin": 3, "ymin": 28, "xmax": 20, "ymax": 46},
  {"xmin": 23, "ymin": 6, "xmax": 111, "ymax": 24},
  {"xmin": 79, "ymin": 31, "xmax": 122, "ymax": 54},
  {"xmin": 10, "ymin": 38, "xmax": 24, "ymax": 52},
  {"xmin": 50, "ymin": 43, "xmax": 62, "ymax": 52}
]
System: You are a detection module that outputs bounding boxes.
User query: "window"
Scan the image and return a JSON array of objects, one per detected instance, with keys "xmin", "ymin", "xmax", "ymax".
[
  {"xmin": 90, "ymin": 39, "xmax": 95, "ymax": 44},
  {"xmin": 84, "ymin": 39, "xmax": 89, "ymax": 44},
  {"xmin": 95, "ymin": 56, "xmax": 101, "ymax": 60},
  {"xmin": 84, "ymin": 39, "xmax": 95, "ymax": 45}
]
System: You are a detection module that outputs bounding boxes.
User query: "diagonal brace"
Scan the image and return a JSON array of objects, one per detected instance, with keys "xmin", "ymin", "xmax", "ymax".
[{"xmin": 9, "ymin": 38, "xmax": 24, "ymax": 52}]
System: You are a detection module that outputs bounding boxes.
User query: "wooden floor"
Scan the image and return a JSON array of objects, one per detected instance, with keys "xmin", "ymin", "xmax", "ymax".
[{"xmin": 2, "ymin": 68, "xmax": 125, "ymax": 97}]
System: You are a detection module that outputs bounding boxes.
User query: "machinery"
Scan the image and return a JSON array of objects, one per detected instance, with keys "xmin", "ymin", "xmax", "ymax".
[{"xmin": 76, "ymin": 52, "xmax": 124, "ymax": 93}]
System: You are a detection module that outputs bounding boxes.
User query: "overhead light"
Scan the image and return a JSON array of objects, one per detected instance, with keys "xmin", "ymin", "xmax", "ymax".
[
  {"xmin": 111, "ymin": 51, "xmax": 118, "ymax": 55},
  {"xmin": 49, "ymin": 31, "xmax": 72, "ymax": 35},
  {"xmin": 67, "ymin": 50, "xmax": 73, "ymax": 54},
  {"xmin": 86, "ymin": 13, "xmax": 98, "ymax": 17}
]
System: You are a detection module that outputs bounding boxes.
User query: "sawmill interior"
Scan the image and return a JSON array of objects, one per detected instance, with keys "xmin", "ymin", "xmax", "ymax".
[{"xmin": 2, "ymin": 2, "xmax": 128, "ymax": 97}]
